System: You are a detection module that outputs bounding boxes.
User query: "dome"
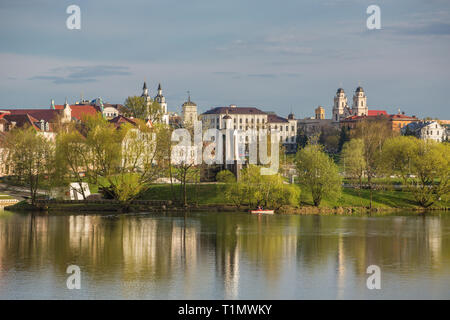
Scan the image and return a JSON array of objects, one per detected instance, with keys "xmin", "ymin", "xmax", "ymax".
[
  {"xmin": 337, "ymin": 88, "xmax": 345, "ymax": 94},
  {"xmin": 223, "ymin": 114, "xmax": 232, "ymax": 120},
  {"xmin": 288, "ymin": 113, "xmax": 295, "ymax": 120},
  {"xmin": 182, "ymin": 93, "xmax": 196, "ymax": 107},
  {"xmin": 356, "ymin": 86, "xmax": 364, "ymax": 93},
  {"xmin": 182, "ymin": 100, "xmax": 197, "ymax": 107}
]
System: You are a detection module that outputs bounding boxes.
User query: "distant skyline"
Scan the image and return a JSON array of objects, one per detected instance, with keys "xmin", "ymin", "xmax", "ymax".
[{"xmin": 1, "ymin": 0, "xmax": 450, "ymax": 119}]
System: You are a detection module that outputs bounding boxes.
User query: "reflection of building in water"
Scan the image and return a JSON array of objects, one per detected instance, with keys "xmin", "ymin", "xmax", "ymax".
[
  {"xmin": 215, "ymin": 224, "xmax": 240, "ymax": 299},
  {"xmin": 170, "ymin": 219, "xmax": 199, "ymax": 269},
  {"xmin": 427, "ymin": 218, "xmax": 441, "ymax": 266},
  {"xmin": 336, "ymin": 234, "xmax": 346, "ymax": 299},
  {"xmin": 68, "ymin": 215, "xmax": 105, "ymax": 265}
]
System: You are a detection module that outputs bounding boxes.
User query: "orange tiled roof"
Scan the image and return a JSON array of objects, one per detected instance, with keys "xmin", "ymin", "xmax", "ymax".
[{"xmin": 54, "ymin": 104, "xmax": 100, "ymax": 121}]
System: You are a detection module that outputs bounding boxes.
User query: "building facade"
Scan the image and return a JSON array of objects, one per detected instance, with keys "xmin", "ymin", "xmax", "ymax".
[
  {"xmin": 402, "ymin": 121, "xmax": 447, "ymax": 142},
  {"xmin": 200, "ymin": 105, "xmax": 297, "ymax": 153}
]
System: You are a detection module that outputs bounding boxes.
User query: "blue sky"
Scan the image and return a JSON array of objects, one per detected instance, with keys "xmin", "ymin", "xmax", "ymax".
[{"xmin": 1, "ymin": 0, "xmax": 449, "ymax": 119}]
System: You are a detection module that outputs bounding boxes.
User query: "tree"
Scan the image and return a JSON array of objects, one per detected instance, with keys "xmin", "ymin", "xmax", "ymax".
[
  {"xmin": 55, "ymin": 125, "xmax": 91, "ymax": 199},
  {"xmin": 83, "ymin": 115, "xmax": 161, "ymax": 205},
  {"xmin": 225, "ymin": 165, "xmax": 300, "ymax": 209},
  {"xmin": 216, "ymin": 170, "xmax": 236, "ymax": 183},
  {"xmin": 123, "ymin": 96, "xmax": 164, "ymax": 122},
  {"xmin": 341, "ymin": 138, "xmax": 366, "ymax": 190},
  {"xmin": 4, "ymin": 127, "xmax": 55, "ymax": 205},
  {"xmin": 338, "ymin": 126, "xmax": 350, "ymax": 152},
  {"xmin": 352, "ymin": 117, "xmax": 395, "ymax": 207},
  {"xmin": 173, "ymin": 163, "xmax": 198, "ymax": 207},
  {"xmin": 407, "ymin": 140, "xmax": 449, "ymax": 207},
  {"xmin": 381, "ymin": 136, "xmax": 418, "ymax": 185},
  {"xmin": 295, "ymin": 144, "xmax": 341, "ymax": 206},
  {"xmin": 319, "ymin": 125, "xmax": 340, "ymax": 154}
]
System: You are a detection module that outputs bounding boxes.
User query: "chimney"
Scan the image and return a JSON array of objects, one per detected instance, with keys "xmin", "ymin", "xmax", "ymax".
[
  {"xmin": 40, "ymin": 119, "xmax": 45, "ymax": 131},
  {"xmin": 229, "ymin": 104, "xmax": 237, "ymax": 108}
]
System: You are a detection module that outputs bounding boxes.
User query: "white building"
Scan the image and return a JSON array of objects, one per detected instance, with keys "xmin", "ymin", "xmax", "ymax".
[
  {"xmin": 402, "ymin": 121, "xmax": 447, "ymax": 142},
  {"xmin": 200, "ymin": 105, "xmax": 297, "ymax": 153}
]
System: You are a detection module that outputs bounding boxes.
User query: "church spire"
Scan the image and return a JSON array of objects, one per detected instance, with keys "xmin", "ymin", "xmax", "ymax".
[{"xmin": 142, "ymin": 81, "xmax": 149, "ymax": 97}]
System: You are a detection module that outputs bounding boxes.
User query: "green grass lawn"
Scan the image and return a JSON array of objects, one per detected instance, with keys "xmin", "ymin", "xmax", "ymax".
[
  {"xmin": 139, "ymin": 183, "xmax": 229, "ymax": 205},
  {"xmin": 0, "ymin": 194, "xmax": 14, "ymax": 200},
  {"xmin": 299, "ymin": 187, "xmax": 449, "ymax": 209},
  {"xmin": 139, "ymin": 183, "xmax": 449, "ymax": 209}
]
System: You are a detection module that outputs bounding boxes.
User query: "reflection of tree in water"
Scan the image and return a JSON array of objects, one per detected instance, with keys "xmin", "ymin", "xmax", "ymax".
[{"xmin": 0, "ymin": 212, "xmax": 449, "ymax": 297}]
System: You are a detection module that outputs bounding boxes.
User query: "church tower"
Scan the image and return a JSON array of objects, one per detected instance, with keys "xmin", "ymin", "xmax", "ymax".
[
  {"xmin": 62, "ymin": 98, "xmax": 72, "ymax": 123},
  {"xmin": 332, "ymin": 88, "xmax": 348, "ymax": 123},
  {"xmin": 141, "ymin": 81, "xmax": 151, "ymax": 104},
  {"xmin": 181, "ymin": 92, "xmax": 197, "ymax": 127},
  {"xmin": 352, "ymin": 87, "xmax": 368, "ymax": 116},
  {"xmin": 154, "ymin": 83, "xmax": 167, "ymax": 113},
  {"xmin": 154, "ymin": 83, "xmax": 169, "ymax": 124},
  {"xmin": 315, "ymin": 106, "xmax": 325, "ymax": 120}
]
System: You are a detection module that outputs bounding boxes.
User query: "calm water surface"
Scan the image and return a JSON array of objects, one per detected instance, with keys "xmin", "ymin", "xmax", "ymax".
[{"xmin": 0, "ymin": 208, "xmax": 449, "ymax": 299}]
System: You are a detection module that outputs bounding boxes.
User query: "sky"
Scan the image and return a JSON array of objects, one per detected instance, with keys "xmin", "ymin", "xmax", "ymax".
[{"xmin": 1, "ymin": 0, "xmax": 450, "ymax": 119}]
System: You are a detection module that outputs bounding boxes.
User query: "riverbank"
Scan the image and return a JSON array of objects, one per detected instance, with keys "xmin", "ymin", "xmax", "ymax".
[
  {"xmin": 5, "ymin": 199, "xmax": 448, "ymax": 215},
  {"xmin": 3, "ymin": 183, "xmax": 449, "ymax": 214},
  {"xmin": 138, "ymin": 184, "xmax": 450, "ymax": 210}
]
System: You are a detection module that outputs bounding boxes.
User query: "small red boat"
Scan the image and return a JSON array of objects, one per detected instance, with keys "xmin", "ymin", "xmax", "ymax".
[{"xmin": 250, "ymin": 209, "xmax": 275, "ymax": 215}]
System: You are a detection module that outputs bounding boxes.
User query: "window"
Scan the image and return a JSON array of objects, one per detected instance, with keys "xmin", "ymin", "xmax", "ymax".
[
  {"xmin": 239, "ymin": 118, "xmax": 242, "ymax": 123},
  {"xmin": 291, "ymin": 126, "xmax": 294, "ymax": 131}
]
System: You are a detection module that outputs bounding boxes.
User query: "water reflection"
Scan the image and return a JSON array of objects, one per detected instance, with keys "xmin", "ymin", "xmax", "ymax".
[{"xmin": 0, "ymin": 210, "xmax": 449, "ymax": 299}]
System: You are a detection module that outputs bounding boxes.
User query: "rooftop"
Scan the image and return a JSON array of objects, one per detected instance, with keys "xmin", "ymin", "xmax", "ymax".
[{"xmin": 202, "ymin": 106, "xmax": 267, "ymax": 115}]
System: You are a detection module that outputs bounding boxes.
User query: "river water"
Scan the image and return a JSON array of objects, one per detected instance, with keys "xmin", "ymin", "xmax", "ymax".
[{"xmin": 0, "ymin": 209, "xmax": 449, "ymax": 299}]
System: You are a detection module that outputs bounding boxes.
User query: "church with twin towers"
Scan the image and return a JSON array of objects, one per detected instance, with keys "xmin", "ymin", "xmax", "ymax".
[{"xmin": 332, "ymin": 86, "xmax": 368, "ymax": 123}]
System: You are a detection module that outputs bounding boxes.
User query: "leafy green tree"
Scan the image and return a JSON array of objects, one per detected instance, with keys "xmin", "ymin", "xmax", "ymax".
[
  {"xmin": 319, "ymin": 125, "xmax": 340, "ymax": 154},
  {"xmin": 225, "ymin": 165, "xmax": 300, "ymax": 209},
  {"xmin": 4, "ymin": 127, "xmax": 55, "ymax": 205},
  {"xmin": 407, "ymin": 140, "xmax": 449, "ymax": 207},
  {"xmin": 123, "ymin": 96, "xmax": 164, "ymax": 122},
  {"xmin": 83, "ymin": 115, "xmax": 161, "ymax": 205},
  {"xmin": 295, "ymin": 144, "xmax": 341, "ymax": 206},
  {"xmin": 352, "ymin": 117, "xmax": 395, "ymax": 207},
  {"xmin": 381, "ymin": 136, "xmax": 418, "ymax": 185},
  {"xmin": 216, "ymin": 170, "xmax": 236, "ymax": 183},
  {"xmin": 338, "ymin": 126, "xmax": 350, "ymax": 152},
  {"xmin": 55, "ymin": 126, "xmax": 91, "ymax": 199},
  {"xmin": 341, "ymin": 138, "xmax": 366, "ymax": 190}
]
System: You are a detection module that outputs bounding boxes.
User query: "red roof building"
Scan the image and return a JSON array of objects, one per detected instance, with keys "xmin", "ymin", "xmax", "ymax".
[{"xmin": 340, "ymin": 110, "xmax": 418, "ymax": 132}]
